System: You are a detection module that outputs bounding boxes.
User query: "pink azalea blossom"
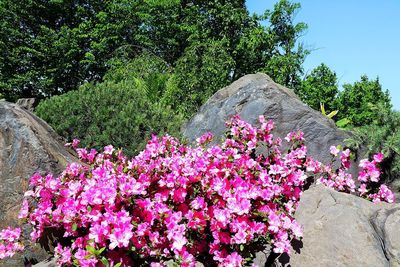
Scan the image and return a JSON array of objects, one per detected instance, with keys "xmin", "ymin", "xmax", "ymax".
[{"xmin": 0, "ymin": 115, "xmax": 392, "ymax": 266}]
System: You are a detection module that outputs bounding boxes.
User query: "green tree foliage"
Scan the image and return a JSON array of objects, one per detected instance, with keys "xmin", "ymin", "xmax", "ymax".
[
  {"xmin": 165, "ymin": 40, "xmax": 235, "ymax": 115},
  {"xmin": 35, "ymin": 55, "xmax": 184, "ymax": 156},
  {"xmin": 135, "ymin": 0, "xmax": 269, "ymax": 115},
  {"xmin": 296, "ymin": 63, "xmax": 338, "ymax": 112},
  {"xmin": 346, "ymin": 107, "xmax": 400, "ymax": 188},
  {"xmin": 130, "ymin": 0, "xmax": 309, "ymax": 116},
  {"xmin": 335, "ymin": 75, "xmax": 392, "ymax": 126},
  {"xmin": 262, "ymin": 0, "xmax": 309, "ymax": 90},
  {"xmin": 136, "ymin": 0, "xmax": 261, "ymax": 69},
  {"xmin": 0, "ymin": 0, "xmax": 309, "ymax": 110},
  {"xmin": 0, "ymin": 0, "xmax": 140, "ymax": 100}
]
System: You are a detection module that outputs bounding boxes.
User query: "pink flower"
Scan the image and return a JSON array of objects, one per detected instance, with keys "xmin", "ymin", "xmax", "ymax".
[
  {"xmin": 8, "ymin": 115, "xmax": 393, "ymax": 265},
  {"xmin": 290, "ymin": 220, "xmax": 303, "ymax": 238},
  {"xmin": 172, "ymin": 233, "xmax": 187, "ymax": 251},
  {"xmin": 358, "ymin": 184, "xmax": 368, "ymax": 195},
  {"xmin": 0, "ymin": 227, "xmax": 21, "ymax": 243},
  {"xmin": 223, "ymin": 252, "xmax": 243, "ymax": 267},
  {"xmin": 104, "ymin": 145, "xmax": 115, "ymax": 155},
  {"xmin": 54, "ymin": 244, "xmax": 72, "ymax": 265},
  {"xmin": 329, "ymin": 146, "xmax": 340, "ymax": 156},
  {"xmin": 18, "ymin": 198, "xmax": 29, "ymax": 219},
  {"xmin": 173, "ymin": 188, "xmax": 187, "ymax": 204},
  {"xmin": 190, "ymin": 197, "xmax": 205, "ymax": 210},
  {"xmin": 72, "ymin": 139, "xmax": 80, "ymax": 148},
  {"xmin": 268, "ymin": 212, "xmax": 281, "ymax": 233},
  {"xmin": 340, "ymin": 149, "xmax": 351, "ymax": 169},
  {"xmin": 373, "ymin": 153, "xmax": 384, "ymax": 163},
  {"xmin": 213, "ymin": 209, "xmax": 231, "ymax": 226},
  {"xmin": 196, "ymin": 132, "xmax": 214, "ymax": 145},
  {"xmin": 232, "ymin": 229, "xmax": 247, "ymax": 244}
]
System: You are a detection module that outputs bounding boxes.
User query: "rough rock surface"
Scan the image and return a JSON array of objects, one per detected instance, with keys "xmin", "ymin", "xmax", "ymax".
[
  {"xmin": 0, "ymin": 100, "xmax": 77, "ymax": 266},
  {"xmin": 182, "ymin": 73, "xmax": 355, "ymax": 169},
  {"xmin": 32, "ymin": 258, "xmax": 57, "ymax": 267},
  {"xmin": 183, "ymin": 74, "xmax": 400, "ymax": 266},
  {"xmin": 252, "ymin": 185, "xmax": 400, "ymax": 267},
  {"xmin": 16, "ymin": 98, "xmax": 38, "ymax": 112}
]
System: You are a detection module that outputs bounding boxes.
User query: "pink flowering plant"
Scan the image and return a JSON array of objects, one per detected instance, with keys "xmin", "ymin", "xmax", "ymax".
[
  {"xmin": 0, "ymin": 227, "xmax": 24, "ymax": 259},
  {"xmin": 319, "ymin": 146, "xmax": 394, "ymax": 203},
  {"xmin": 1, "ymin": 115, "xmax": 395, "ymax": 266}
]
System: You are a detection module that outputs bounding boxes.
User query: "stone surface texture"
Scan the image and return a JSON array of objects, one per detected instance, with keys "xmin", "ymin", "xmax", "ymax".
[
  {"xmin": 32, "ymin": 258, "xmax": 57, "ymax": 267},
  {"xmin": 271, "ymin": 185, "xmax": 400, "ymax": 267},
  {"xmin": 182, "ymin": 73, "xmax": 356, "ymax": 170},
  {"xmin": 183, "ymin": 74, "xmax": 400, "ymax": 267},
  {"xmin": 0, "ymin": 100, "xmax": 77, "ymax": 266},
  {"xmin": 15, "ymin": 98, "xmax": 38, "ymax": 112}
]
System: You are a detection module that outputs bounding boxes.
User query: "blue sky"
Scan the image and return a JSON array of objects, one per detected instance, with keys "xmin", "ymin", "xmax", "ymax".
[{"xmin": 246, "ymin": 0, "xmax": 400, "ymax": 110}]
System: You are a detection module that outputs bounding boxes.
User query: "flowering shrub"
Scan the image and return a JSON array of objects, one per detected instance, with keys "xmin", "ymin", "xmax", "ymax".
[
  {"xmin": 0, "ymin": 227, "xmax": 24, "ymax": 259},
  {"xmin": 320, "ymin": 146, "xmax": 395, "ymax": 203},
  {"xmin": 1, "ymin": 115, "xmax": 395, "ymax": 266}
]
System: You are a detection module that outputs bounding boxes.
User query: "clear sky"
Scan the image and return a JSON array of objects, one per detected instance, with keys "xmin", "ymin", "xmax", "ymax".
[{"xmin": 246, "ymin": 0, "xmax": 400, "ymax": 111}]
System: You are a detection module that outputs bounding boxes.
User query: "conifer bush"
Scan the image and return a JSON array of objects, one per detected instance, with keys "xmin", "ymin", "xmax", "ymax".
[{"xmin": 36, "ymin": 55, "xmax": 184, "ymax": 157}]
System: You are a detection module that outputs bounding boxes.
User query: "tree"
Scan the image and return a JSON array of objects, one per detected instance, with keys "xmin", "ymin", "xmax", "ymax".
[
  {"xmin": 164, "ymin": 40, "xmax": 235, "ymax": 115},
  {"xmin": 1, "ymin": 0, "xmax": 310, "ymax": 115},
  {"xmin": 296, "ymin": 63, "xmax": 338, "ymax": 112},
  {"xmin": 262, "ymin": 0, "xmax": 309, "ymax": 90},
  {"xmin": 335, "ymin": 75, "xmax": 391, "ymax": 126},
  {"xmin": 136, "ymin": 0, "xmax": 259, "ymax": 68},
  {"xmin": 0, "ymin": 0, "xmax": 141, "ymax": 100},
  {"xmin": 137, "ymin": 0, "xmax": 309, "ymax": 114}
]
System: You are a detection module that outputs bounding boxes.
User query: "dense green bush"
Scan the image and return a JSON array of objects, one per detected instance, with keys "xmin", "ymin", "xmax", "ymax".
[{"xmin": 36, "ymin": 55, "xmax": 184, "ymax": 156}]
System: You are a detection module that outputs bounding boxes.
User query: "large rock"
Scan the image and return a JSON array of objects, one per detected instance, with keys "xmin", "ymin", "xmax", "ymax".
[
  {"xmin": 0, "ymin": 100, "xmax": 77, "ymax": 266},
  {"xmin": 260, "ymin": 185, "xmax": 400, "ymax": 267},
  {"xmin": 182, "ymin": 73, "xmax": 354, "ymax": 169},
  {"xmin": 183, "ymin": 74, "xmax": 400, "ymax": 266}
]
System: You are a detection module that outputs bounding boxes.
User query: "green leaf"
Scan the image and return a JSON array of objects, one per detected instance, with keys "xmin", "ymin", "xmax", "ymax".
[
  {"xmin": 320, "ymin": 102, "xmax": 326, "ymax": 115},
  {"xmin": 72, "ymin": 223, "xmax": 78, "ymax": 231},
  {"xmin": 327, "ymin": 110, "xmax": 338, "ymax": 119},
  {"xmin": 85, "ymin": 245, "xmax": 96, "ymax": 254},
  {"xmin": 97, "ymin": 247, "xmax": 106, "ymax": 255},
  {"xmin": 100, "ymin": 257, "xmax": 109, "ymax": 267},
  {"xmin": 336, "ymin": 118, "xmax": 351, "ymax": 128}
]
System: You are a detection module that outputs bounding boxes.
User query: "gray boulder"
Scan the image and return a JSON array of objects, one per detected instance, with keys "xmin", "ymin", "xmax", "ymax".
[
  {"xmin": 183, "ymin": 74, "xmax": 400, "ymax": 266},
  {"xmin": 263, "ymin": 185, "xmax": 400, "ymax": 267},
  {"xmin": 182, "ymin": 73, "xmax": 353, "ymax": 169},
  {"xmin": 0, "ymin": 100, "xmax": 77, "ymax": 266}
]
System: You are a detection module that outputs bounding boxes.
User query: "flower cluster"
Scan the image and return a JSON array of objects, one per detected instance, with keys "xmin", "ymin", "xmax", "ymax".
[
  {"xmin": 3, "ymin": 115, "xmax": 395, "ymax": 266},
  {"xmin": 0, "ymin": 227, "xmax": 24, "ymax": 259},
  {"xmin": 317, "ymin": 146, "xmax": 395, "ymax": 203},
  {"xmin": 358, "ymin": 153, "xmax": 395, "ymax": 203}
]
